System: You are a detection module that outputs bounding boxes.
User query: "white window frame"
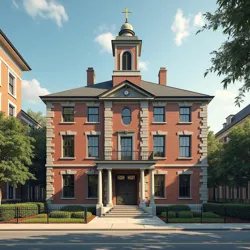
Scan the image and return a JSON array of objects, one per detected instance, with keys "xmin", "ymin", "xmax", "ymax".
[
  {"xmin": 61, "ymin": 173, "xmax": 76, "ymax": 199},
  {"xmin": 8, "ymin": 69, "xmax": 17, "ymax": 99},
  {"xmin": 154, "ymin": 174, "xmax": 166, "ymax": 199},
  {"xmin": 8, "ymin": 99, "xmax": 17, "ymax": 117},
  {"xmin": 177, "ymin": 171, "xmax": 193, "ymax": 199},
  {"xmin": 87, "ymin": 174, "xmax": 98, "ymax": 199},
  {"xmin": 7, "ymin": 182, "xmax": 16, "ymax": 200},
  {"xmin": 84, "ymin": 131, "xmax": 101, "ymax": 159}
]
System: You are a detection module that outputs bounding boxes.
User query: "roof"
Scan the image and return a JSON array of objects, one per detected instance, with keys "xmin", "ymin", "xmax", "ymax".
[
  {"xmin": 0, "ymin": 29, "xmax": 31, "ymax": 71},
  {"xmin": 215, "ymin": 104, "xmax": 250, "ymax": 137},
  {"xmin": 21, "ymin": 110, "xmax": 42, "ymax": 128},
  {"xmin": 41, "ymin": 80, "xmax": 213, "ymax": 99}
]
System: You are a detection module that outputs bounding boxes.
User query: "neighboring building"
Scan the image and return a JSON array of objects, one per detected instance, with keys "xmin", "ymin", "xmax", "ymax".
[
  {"xmin": 208, "ymin": 104, "xmax": 250, "ymax": 202},
  {"xmin": 0, "ymin": 29, "xmax": 45, "ymax": 203},
  {"xmin": 41, "ymin": 17, "xmax": 213, "ymax": 215}
]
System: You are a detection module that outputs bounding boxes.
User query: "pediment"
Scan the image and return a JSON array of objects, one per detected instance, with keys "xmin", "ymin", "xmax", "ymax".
[{"xmin": 99, "ymin": 81, "xmax": 154, "ymax": 99}]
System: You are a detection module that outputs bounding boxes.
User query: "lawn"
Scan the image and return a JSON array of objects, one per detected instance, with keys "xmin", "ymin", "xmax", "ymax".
[
  {"xmin": 22, "ymin": 218, "xmax": 86, "ymax": 223},
  {"xmin": 168, "ymin": 217, "xmax": 224, "ymax": 223}
]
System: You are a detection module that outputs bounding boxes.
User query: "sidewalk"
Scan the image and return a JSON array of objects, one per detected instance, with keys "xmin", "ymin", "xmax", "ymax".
[{"xmin": 1, "ymin": 216, "xmax": 250, "ymax": 231}]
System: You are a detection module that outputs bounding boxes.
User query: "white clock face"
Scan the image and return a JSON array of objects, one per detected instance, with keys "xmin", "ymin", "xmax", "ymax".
[{"xmin": 124, "ymin": 90, "xmax": 130, "ymax": 96}]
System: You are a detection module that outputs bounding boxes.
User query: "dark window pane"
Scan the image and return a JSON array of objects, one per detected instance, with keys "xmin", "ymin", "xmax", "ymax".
[
  {"xmin": 153, "ymin": 136, "xmax": 165, "ymax": 157},
  {"xmin": 122, "ymin": 51, "xmax": 132, "ymax": 70},
  {"xmin": 179, "ymin": 136, "xmax": 191, "ymax": 157},
  {"xmin": 88, "ymin": 175, "xmax": 98, "ymax": 198},
  {"xmin": 180, "ymin": 107, "xmax": 191, "ymax": 122},
  {"xmin": 154, "ymin": 107, "xmax": 165, "ymax": 122},
  {"xmin": 88, "ymin": 107, "xmax": 99, "ymax": 122},
  {"xmin": 9, "ymin": 105, "xmax": 14, "ymax": 117},
  {"xmin": 63, "ymin": 175, "xmax": 74, "ymax": 198},
  {"xmin": 121, "ymin": 137, "xmax": 132, "ymax": 160},
  {"xmin": 154, "ymin": 175, "xmax": 165, "ymax": 197},
  {"xmin": 122, "ymin": 108, "xmax": 131, "ymax": 125},
  {"xmin": 9, "ymin": 74, "xmax": 14, "ymax": 95},
  {"xmin": 63, "ymin": 107, "xmax": 74, "ymax": 122},
  {"xmin": 179, "ymin": 175, "xmax": 190, "ymax": 197},
  {"xmin": 88, "ymin": 136, "xmax": 99, "ymax": 157},
  {"xmin": 63, "ymin": 135, "xmax": 74, "ymax": 157},
  {"xmin": 8, "ymin": 184, "xmax": 14, "ymax": 199}
]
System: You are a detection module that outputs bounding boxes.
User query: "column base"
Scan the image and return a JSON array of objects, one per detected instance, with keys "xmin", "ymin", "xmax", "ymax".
[
  {"xmin": 106, "ymin": 203, "xmax": 113, "ymax": 208},
  {"xmin": 139, "ymin": 202, "xmax": 146, "ymax": 208},
  {"xmin": 96, "ymin": 203, "xmax": 103, "ymax": 216}
]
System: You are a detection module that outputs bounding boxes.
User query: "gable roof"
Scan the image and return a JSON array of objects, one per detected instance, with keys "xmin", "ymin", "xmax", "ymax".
[
  {"xmin": 41, "ymin": 79, "xmax": 213, "ymax": 100},
  {"xmin": 215, "ymin": 104, "xmax": 250, "ymax": 137}
]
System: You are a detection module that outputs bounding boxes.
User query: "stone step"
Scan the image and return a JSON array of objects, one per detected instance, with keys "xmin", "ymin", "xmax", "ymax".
[{"xmin": 104, "ymin": 214, "xmax": 153, "ymax": 218}]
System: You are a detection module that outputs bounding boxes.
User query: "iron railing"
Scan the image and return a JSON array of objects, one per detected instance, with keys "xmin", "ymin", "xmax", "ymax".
[{"xmin": 98, "ymin": 151, "xmax": 154, "ymax": 161}]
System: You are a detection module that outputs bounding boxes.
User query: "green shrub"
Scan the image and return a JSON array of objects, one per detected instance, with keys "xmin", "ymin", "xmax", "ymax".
[
  {"xmin": 87, "ymin": 206, "xmax": 96, "ymax": 215},
  {"xmin": 49, "ymin": 211, "xmax": 71, "ymax": 218},
  {"xmin": 169, "ymin": 205, "xmax": 190, "ymax": 212},
  {"xmin": 71, "ymin": 212, "xmax": 92, "ymax": 219},
  {"xmin": 192, "ymin": 211, "xmax": 201, "ymax": 217},
  {"xmin": 61, "ymin": 205, "xmax": 84, "ymax": 212},
  {"xmin": 0, "ymin": 205, "xmax": 16, "ymax": 221},
  {"xmin": 203, "ymin": 203, "xmax": 250, "ymax": 220},
  {"xmin": 36, "ymin": 213, "xmax": 47, "ymax": 218},
  {"xmin": 156, "ymin": 207, "xmax": 165, "ymax": 215},
  {"xmin": 202, "ymin": 212, "xmax": 220, "ymax": 218},
  {"xmin": 178, "ymin": 211, "xmax": 193, "ymax": 218},
  {"xmin": 161, "ymin": 211, "xmax": 176, "ymax": 218}
]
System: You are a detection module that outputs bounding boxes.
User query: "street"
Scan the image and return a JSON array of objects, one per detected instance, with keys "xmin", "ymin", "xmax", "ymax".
[{"xmin": 0, "ymin": 230, "xmax": 250, "ymax": 250}]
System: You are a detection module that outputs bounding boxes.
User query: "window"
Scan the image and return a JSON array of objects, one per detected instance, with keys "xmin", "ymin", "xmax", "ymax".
[
  {"xmin": 180, "ymin": 107, "xmax": 191, "ymax": 122},
  {"xmin": 179, "ymin": 136, "xmax": 191, "ymax": 157},
  {"xmin": 154, "ymin": 175, "xmax": 165, "ymax": 198},
  {"xmin": 8, "ymin": 183, "xmax": 14, "ymax": 200},
  {"xmin": 122, "ymin": 108, "xmax": 131, "ymax": 125},
  {"xmin": 88, "ymin": 175, "xmax": 98, "ymax": 198},
  {"xmin": 153, "ymin": 136, "xmax": 165, "ymax": 157},
  {"xmin": 9, "ymin": 104, "xmax": 15, "ymax": 117},
  {"xmin": 88, "ymin": 107, "xmax": 99, "ymax": 122},
  {"xmin": 9, "ymin": 73, "xmax": 15, "ymax": 96},
  {"xmin": 88, "ymin": 135, "xmax": 99, "ymax": 157},
  {"xmin": 63, "ymin": 135, "xmax": 74, "ymax": 157},
  {"xmin": 62, "ymin": 175, "xmax": 74, "ymax": 198},
  {"xmin": 179, "ymin": 174, "xmax": 191, "ymax": 198},
  {"xmin": 122, "ymin": 51, "xmax": 132, "ymax": 70},
  {"xmin": 153, "ymin": 107, "xmax": 165, "ymax": 122},
  {"xmin": 62, "ymin": 107, "xmax": 74, "ymax": 122}
]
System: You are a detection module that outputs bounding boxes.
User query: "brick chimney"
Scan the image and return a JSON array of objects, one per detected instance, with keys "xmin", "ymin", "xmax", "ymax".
[
  {"xmin": 87, "ymin": 67, "xmax": 95, "ymax": 86},
  {"xmin": 158, "ymin": 67, "xmax": 167, "ymax": 86}
]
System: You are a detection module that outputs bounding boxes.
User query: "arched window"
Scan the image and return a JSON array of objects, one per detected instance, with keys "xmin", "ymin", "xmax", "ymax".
[
  {"xmin": 122, "ymin": 108, "xmax": 131, "ymax": 125},
  {"xmin": 122, "ymin": 51, "xmax": 132, "ymax": 70}
]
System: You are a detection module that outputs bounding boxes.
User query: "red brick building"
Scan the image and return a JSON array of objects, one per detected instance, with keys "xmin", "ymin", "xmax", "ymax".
[{"xmin": 41, "ymin": 19, "xmax": 213, "ymax": 215}]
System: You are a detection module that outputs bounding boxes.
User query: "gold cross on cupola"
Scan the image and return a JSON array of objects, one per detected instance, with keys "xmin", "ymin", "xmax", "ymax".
[{"xmin": 122, "ymin": 8, "xmax": 132, "ymax": 23}]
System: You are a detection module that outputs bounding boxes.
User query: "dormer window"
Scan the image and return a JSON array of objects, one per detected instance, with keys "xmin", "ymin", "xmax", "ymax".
[{"xmin": 122, "ymin": 51, "xmax": 132, "ymax": 70}]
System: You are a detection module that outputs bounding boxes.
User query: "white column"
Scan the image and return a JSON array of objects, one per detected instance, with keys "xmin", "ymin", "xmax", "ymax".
[
  {"xmin": 98, "ymin": 169, "xmax": 103, "ymax": 205},
  {"xmin": 140, "ymin": 169, "xmax": 145, "ymax": 206},
  {"xmin": 107, "ymin": 169, "xmax": 113, "ymax": 207},
  {"xmin": 150, "ymin": 169, "xmax": 155, "ymax": 205}
]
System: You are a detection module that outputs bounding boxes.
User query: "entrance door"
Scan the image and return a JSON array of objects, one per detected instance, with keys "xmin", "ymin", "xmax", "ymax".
[
  {"xmin": 120, "ymin": 137, "xmax": 132, "ymax": 160},
  {"xmin": 116, "ymin": 175, "xmax": 137, "ymax": 205}
]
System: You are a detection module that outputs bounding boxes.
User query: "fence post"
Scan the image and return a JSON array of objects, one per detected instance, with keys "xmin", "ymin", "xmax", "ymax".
[
  {"xmin": 84, "ymin": 207, "xmax": 87, "ymax": 224},
  {"xmin": 166, "ymin": 206, "xmax": 168, "ymax": 224},
  {"xmin": 47, "ymin": 207, "xmax": 49, "ymax": 224},
  {"xmin": 201, "ymin": 206, "xmax": 203, "ymax": 223},
  {"xmin": 16, "ymin": 207, "xmax": 19, "ymax": 224},
  {"xmin": 224, "ymin": 206, "xmax": 227, "ymax": 223}
]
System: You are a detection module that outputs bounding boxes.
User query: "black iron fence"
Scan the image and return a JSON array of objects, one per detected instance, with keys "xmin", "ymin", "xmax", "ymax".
[
  {"xmin": 0, "ymin": 206, "xmax": 92, "ymax": 224},
  {"xmin": 159, "ymin": 204, "xmax": 250, "ymax": 223},
  {"xmin": 98, "ymin": 151, "xmax": 154, "ymax": 161}
]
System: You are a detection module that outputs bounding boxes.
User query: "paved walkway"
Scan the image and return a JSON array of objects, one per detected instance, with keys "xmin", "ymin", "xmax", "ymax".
[{"xmin": 0, "ymin": 216, "xmax": 250, "ymax": 231}]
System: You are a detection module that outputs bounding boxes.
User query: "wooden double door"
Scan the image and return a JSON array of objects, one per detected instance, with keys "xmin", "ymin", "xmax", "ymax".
[{"xmin": 116, "ymin": 174, "xmax": 137, "ymax": 205}]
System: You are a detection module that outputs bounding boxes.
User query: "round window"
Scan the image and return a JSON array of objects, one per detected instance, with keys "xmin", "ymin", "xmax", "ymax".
[{"xmin": 122, "ymin": 108, "xmax": 131, "ymax": 125}]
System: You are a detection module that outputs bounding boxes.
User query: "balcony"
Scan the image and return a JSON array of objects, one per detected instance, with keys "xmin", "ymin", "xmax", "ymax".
[{"xmin": 97, "ymin": 151, "xmax": 154, "ymax": 161}]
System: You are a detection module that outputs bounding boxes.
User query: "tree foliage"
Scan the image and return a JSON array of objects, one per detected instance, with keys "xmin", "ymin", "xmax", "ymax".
[
  {"xmin": 199, "ymin": 0, "xmax": 250, "ymax": 106},
  {"xmin": 0, "ymin": 112, "xmax": 35, "ymax": 203},
  {"xmin": 208, "ymin": 119, "xmax": 250, "ymax": 187},
  {"xmin": 27, "ymin": 109, "xmax": 46, "ymax": 127}
]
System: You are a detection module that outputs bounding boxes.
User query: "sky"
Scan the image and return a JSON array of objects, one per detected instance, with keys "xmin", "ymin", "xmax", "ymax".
[{"xmin": 0, "ymin": 0, "xmax": 249, "ymax": 133}]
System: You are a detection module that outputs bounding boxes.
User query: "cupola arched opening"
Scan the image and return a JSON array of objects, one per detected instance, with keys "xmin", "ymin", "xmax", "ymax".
[{"xmin": 122, "ymin": 51, "xmax": 132, "ymax": 70}]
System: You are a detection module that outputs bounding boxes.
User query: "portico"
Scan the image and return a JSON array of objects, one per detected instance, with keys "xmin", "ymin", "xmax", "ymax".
[{"xmin": 95, "ymin": 162, "xmax": 156, "ymax": 216}]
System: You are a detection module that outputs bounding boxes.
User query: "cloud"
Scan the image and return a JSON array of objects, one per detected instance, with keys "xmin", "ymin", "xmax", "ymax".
[
  {"xmin": 193, "ymin": 12, "xmax": 205, "ymax": 27},
  {"xmin": 12, "ymin": 0, "xmax": 19, "ymax": 9},
  {"xmin": 21, "ymin": 0, "xmax": 68, "ymax": 27},
  {"xmin": 22, "ymin": 79, "xmax": 50, "ymax": 104},
  {"xmin": 171, "ymin": 9, "xmax": 190, "ymax": 46},
  {"xmin": 138, "ymin": 60, "xmax": 149, "ymax": 71},
  {"xmin": 95, "ymin": 31, "xmax": 115, "ymax": 54}
]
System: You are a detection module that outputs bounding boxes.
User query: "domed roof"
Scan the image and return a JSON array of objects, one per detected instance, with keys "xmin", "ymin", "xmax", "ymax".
[{"xmin": 119, "ymin": 22, "xmax": 135, "ymax": 36}]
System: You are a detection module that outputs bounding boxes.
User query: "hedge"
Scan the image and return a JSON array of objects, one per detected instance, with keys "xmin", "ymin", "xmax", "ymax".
[
  {"xmin": 61, "ymin": 205, "xmax": 96, "ymax": 215},
  {"xmin": 156, "ymin": 205, "xmax": 190, "ymax": 215},
  {"xmin": 203, "ymin": 203, "xmax": 250, "ymax": 220},
  {"xmin": 178, "ymin": 211, "xmax": 193, "ymax": 218},
  {"xmin": 202, "ymin": 212, "xmax": 220, "ymax": 218},
  {"xmin": 49, "ymin": 211, "xmax": 71, "ymax": 218},
  {"xmin": 161, "ymin": 211, "xmax": 176, "ymax": 218},
  {"xmin": 0, "ymin": 202, "xmax": 46, "ymax": 222},
  {"xmin": 71, "ymin": 211, "xmax": 92, "ymax": 219}
]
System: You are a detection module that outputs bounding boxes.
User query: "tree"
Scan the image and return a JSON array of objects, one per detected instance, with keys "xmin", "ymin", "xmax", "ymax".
[
  {"xmin": 27, "ymin": 109, "xmax": 46, "ymax": 127},
  {"xmin": 198, "ymin": 0, "xmax": 250, "ymax": 106},
  {"xmin": 0, "ymin": 112, "xmax": 35, "ymax": 204}
]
